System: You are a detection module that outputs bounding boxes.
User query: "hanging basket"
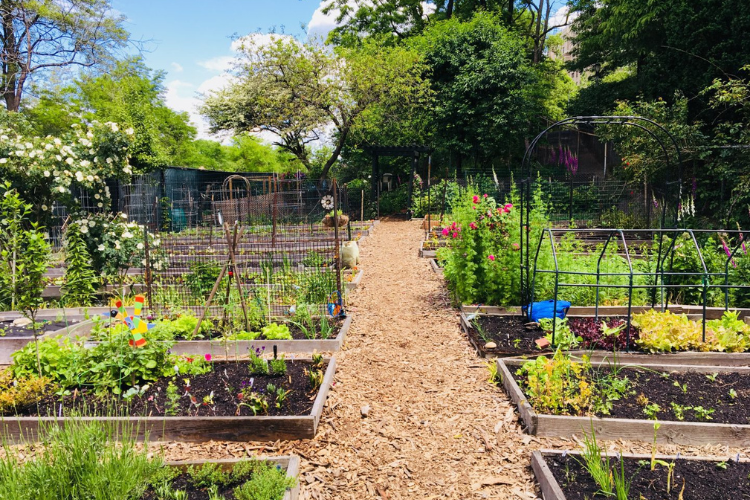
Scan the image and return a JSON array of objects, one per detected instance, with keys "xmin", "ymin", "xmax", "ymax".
[{"xmin": 322, "ymin": 214, "xmax": 349, "ymax": 227}]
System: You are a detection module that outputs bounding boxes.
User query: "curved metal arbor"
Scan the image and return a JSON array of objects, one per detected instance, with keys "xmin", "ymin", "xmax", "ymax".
[{"xmin": 519, "ymin": 115, "xmax": 684, "ymax": 309}]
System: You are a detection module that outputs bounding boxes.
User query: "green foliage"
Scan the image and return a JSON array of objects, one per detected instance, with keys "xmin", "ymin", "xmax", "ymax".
[
  {"xmin": 62, "ymin": 222, "xmax": 99, "ymax": 306},
  {"xmin": 0, "ymin": 184, "xmax": 34, "ymax": 310},
  {"xmin": 410, "ymin": 180, "xmax": 462, "ymax": 217},
  {"xmin": 186, "ymin": 261, "xmax": 224, "ymax": 301},
  {"xmin": 633, "ymin": 309, "xmax": 750, "ymax": 353},
  {"xmin": 249, "ymin": 349, "xmax": 269, "ymax": 376},
  {"xmin": 539, "ymin": 318, "xmax": 582, "ymax": 350},
  {"xmin": 188, "ymin": 462, "xmax": 228, "ymax": 488},
  {"xmin": 0, "ymin": 418, "xmax": 163, "ymax": 500},
  {"xmin": 261, "ymin": 323, "xmax": 292, "ymax": 340},
  {"xmin": 232, "ymin": 460, "xmax": 297, "ymax": 500},
  {"xmin": 165, "ymin": 381, "xmax": 180, "ymax": 416},
  {"xmin": 269, "ymin": 356, "xmax": 287, "ymax": 376},
  {"xmin": 377, "ymin": 184, "xmax": 409, "ymax": 215},
  {"xmin": 409, "ymin": 12, "xmax": 539, "ymax": 164},
  {"xmin": 517, "ymin": 351, "xmax": 631, "ymax": 416}
]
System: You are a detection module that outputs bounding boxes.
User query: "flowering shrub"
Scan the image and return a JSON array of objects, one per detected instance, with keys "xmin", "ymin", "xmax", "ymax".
[
  {"xmin": 439, "ymin": 189, "xmax": 518, "ymax": 305},
  {"xmin": 70, "ymin": 212, "xmax": 168, "ymax": 291},
  {"xmin": 0, "ymin": 121, "xmax": 134, "ymax": 213}
]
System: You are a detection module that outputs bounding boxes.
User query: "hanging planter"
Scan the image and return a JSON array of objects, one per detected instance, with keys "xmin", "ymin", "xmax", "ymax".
[{"xmin": 322, "ymin": 212, "xmax": 349, "ymax": 227}]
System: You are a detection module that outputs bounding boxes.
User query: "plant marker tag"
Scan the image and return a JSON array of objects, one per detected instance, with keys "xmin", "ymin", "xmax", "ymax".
[{"xmin": 466, "ymin": 313, "xmax": 477, "ymax": 321}]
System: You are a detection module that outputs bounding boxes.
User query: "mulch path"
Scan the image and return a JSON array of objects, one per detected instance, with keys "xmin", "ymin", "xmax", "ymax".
[{"xmin": 6, "ymin": 220, "xmax": 750, "ymax": 499}]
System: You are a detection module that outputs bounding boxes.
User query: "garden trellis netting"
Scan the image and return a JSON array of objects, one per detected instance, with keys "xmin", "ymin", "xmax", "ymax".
[
  {"xmin": 528, "ymin": 228, "xmax": 750, "ymax": 349},
  {"xmin": 519, "ymin": 116, "xmax": 686, "ymax": 311}
]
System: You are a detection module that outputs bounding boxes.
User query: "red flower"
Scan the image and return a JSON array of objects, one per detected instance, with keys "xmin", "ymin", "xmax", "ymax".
[{"xmin": 205, "ymin": 354, "xmax": 212, "ymax": 362}]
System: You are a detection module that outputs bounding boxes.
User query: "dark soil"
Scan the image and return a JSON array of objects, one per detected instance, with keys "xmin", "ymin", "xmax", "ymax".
[
  {"xmin": 23, "ymin": 360, "xmax": 324, "ymax": 418},
  {"xmin": 141, "ymin": 464, "xmax": 290, "ymax": 500},
  {"xmin": 546, "ymin": 454, "xmax": 750, "ymax": 500},
  {"xmin": 181, "ymin": 319, "xmax": 344, "ymax": 341},
  {"xmin": 609, "ymin": 367, "xmax": 750, "ymax": 424},
  {"xmin": 467, "ymin": 315, "xmax": 549, "ymax": 356},
  {"xmin": 0, "ymin": 319, "xmax": 80, "ymax": 337}
]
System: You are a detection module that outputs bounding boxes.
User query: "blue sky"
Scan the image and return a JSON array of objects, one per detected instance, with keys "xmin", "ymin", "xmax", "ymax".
[{"xmin": 111, "ymin": 0, "xmax": 338, "ymax": 138}]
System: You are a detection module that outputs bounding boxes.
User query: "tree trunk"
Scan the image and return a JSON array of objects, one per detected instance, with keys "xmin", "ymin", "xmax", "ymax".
[
  {"xmin": 319, "ymin": 126, "xmax": 350, "ymax": 180},
  {"xmin": 507, "ymin": 0, "xmax": 514, "ymax": 25},
  {"xmin": 446, "ymin": 0, "xmax": 454, "ymax": 19}
]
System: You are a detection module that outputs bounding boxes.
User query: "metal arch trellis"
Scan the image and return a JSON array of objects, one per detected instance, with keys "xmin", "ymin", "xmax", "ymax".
[{"xmin": 519, "ymin": 115, "xmax": 684, "ymax": 310}]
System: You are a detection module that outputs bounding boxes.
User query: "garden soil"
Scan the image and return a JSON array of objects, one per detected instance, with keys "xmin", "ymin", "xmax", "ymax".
[{"xmin": 6, "ymin": 220, "xmax": 747, "ymax": 499}]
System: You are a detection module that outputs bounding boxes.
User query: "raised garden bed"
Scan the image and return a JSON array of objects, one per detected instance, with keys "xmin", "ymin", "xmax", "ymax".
[
  {"xmin": 459, "ymin": 307, "xmax": 750, "ymax": 365},
  {"xmin": 0, "ymin": 356, "xmax": 336, "ymax": 442},
  {"xmin": 533, "ymin": 449, "xmax": 750, "ymax": 500},
  {"xmin": 498, "ymin": 357, "xmax": 750, "ymax": 446},
  {"xmin": 0, "ymin": 316, "xmax": 94, "ymax": 364},
  {"xmin": 345, "ymin": 268, "xmax": 364, "ymax": 291},
  {"xmin": 162, "ymin": 456, "xmax": 300, "ymax": 500}
]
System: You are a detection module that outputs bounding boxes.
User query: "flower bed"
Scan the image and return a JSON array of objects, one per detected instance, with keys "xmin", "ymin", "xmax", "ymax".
[
  {"xmin": 0, "ymin": 315, "xmax": 93, "ymax": 364},
  {"xmin": 429, "ymin": 258, "xmax": 443, "ymax": 276},
  {"xmin": 0, "ymin": 356, "xmax": 336, "ymax": 442},
  {"xmin": 498, "ymin": 356, "xmax": 750, "ymax": 446},
  {"xmin": 533, "ymin": 449, "xmax": 750, "ymax": 500}
]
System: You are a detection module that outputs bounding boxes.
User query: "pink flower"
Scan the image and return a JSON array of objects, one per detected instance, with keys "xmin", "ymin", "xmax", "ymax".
[
  {"xmin": 469, "ymin": 222, "xmax": 477, "ymax": 230},
  {"xmin": 512, "ymin": 243, "xmax": 520, "ymax": 251},
  {"xmin": 442, "ymin": 228, "xmax": 450, "ymax": 236},
  {"xmin": 452, "ymin": 232, "xmax": 458, "ymax": 238},
  {"xmin": 205, "ymin": 353, "xmax": 212, "ymax": 362},
  {"xmin": 473, "ymin": 195, "xmax": 480, "ymax": 203},
  {"xmin": 472, "ymin": 205, "xmax": 477, "ymax": 210},
  {"xmin": 488, "ymin": 254, "xmax": 495, "ymax": 261},
  {"xmin": 504, "ymin": 203, "xmax": 513, "ymax": 211},
  {"xmin": 483, "ymin": 194, "xmax": 488, "ymax": 198}
]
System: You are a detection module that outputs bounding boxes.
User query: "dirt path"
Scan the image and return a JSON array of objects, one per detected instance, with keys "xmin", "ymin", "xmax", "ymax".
[{"xmin": 156, "ymin": 219, "xmax": 741, "ymax": 499}]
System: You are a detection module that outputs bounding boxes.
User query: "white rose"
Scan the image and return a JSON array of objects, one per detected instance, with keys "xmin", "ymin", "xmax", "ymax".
[
  {"xmin": 86, "ymin": 131, "xmax": 93, "ymax": 139},
  {"xmin": 109, "ymin": 123, "xmax": 119, "ymax": 132},
  {"xmin": 120, "ymin": 213, "xmax": 127, "ymax": 219},
  {"xmin": 122, "ymin": 231, "xmax": 133, "ymax": 239},
  {"xmin": 79, "ymin": 225, "xmax": 88, "ymax": 234},
  {"xmin": 43, "ymin": 170, "xmax": 50, "ymax": 177},
  {"xmin": 88, "ymin": 220, "xmax": 95, "ymax": 227},
  {"xmin": 0, "ymin": 158, "xmax": 7, "ymax": 164},
  {"xmin": 125, "ymin": 128, "xmax": 134, "ymax": 135},
  {"xmin": 98, "ymin": 244, "xmax": 104, "ymax": 251},
  {"xmin": 137, "ymin": 242, "xmax": 144, "ymax": 250},
  {"xmin": 97, "ymin": 202, "xmax": 103, "ymax": 208},
  {"xmin": 65, "ymin": 157, "xmax": 74, "ymax": 165},
  {"xmin": 75, "ymin": 172, "xmax": 84, "ymax": 182},
  {"xmin": 53, "ymin": 138, "xmax": 61, "ymax": 145},
  {"xmin": 44, "ymin": 144, "xmax": 53, "ymax": 150},
  {"xmin": 114, "ymin": 241, "xmax": 120, "ymax": 250},
  {"xmin": 153, "ymin": 239, "xmax": 160, "ymax": 247},
  {"xmin": 15, "ymin": 150, "xmax": 24, "ymax": 156},
  {"xmin": 80, "ymin": 160, "xmax": 90, "ymax": 167},
  {"xmin": 87, "ymin": 175, "xmax": 93, "ymax": 182},
  {"xmin": 41, "ymin": 204, "xmax": 48, "ymax": 211},
  {"xmin": 58, "ymin": 186, "xmax": 66, "ymax": 193},
  {"xmin": 94, "ymin": 194, "xmax": 100, "ymax": 199},
  {"xmin": 24, "ymin": 142, "xmax": 32, "ymax": 149},
  {"xmin": 55, "ymin": 155, "xmax": 62, "ymax": 161}
]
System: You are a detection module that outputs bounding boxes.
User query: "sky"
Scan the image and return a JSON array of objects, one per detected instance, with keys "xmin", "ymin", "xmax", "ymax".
[{"xmin": 110, "ymin": 0, "xmax": 340, "ymax": 140}]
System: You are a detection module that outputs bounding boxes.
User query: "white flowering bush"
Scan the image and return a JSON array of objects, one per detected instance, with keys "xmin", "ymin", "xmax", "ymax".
[
  {"xmin": 0, "ymin": 121, "xmax": 134, "ymax": 212},
  {"xmin": 70, "ymin": 212, "xmax": 168, "ymax": 291}
]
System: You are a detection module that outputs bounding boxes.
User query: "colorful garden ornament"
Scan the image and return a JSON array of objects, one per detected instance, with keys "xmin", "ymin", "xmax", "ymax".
[
  {"xmin": 105, "ymin": 295, "xmax": 154, "ymax": 348},
  {"xmin": 327, "ymin": 290, "xmax": 345, "ymax": 319}
]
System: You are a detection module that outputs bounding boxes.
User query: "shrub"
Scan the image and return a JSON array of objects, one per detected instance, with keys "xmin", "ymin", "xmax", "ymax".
[{"xmin": 62, "ymin": 222, "xmax": 99, "ymax": 306}]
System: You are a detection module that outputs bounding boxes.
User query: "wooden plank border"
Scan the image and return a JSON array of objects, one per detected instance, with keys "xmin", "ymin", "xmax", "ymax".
[
  {"xmin": 499, "ymin": 358, "xmax": 750, "ymax": 446},
  {"xmin": 0, "ymin": 319, "xmax": 95, "ymax": 365},
  {"xmin": 345, "ymin": 269, "xmax": 364, "ymax": 291},
  {"xmin": 429, "ymin": 258, "xmax": 443, "ymax": 276},
  {"xmin": 531, "ymin": 449, "xmax": 750, "ymax": 500},
  {"xmin": 0, "ymin": 357, "xmax": 336, "ymax": 443},
  {"xmin": 166, "ymin": 455, "xmax": 300, "ymax": 500}
]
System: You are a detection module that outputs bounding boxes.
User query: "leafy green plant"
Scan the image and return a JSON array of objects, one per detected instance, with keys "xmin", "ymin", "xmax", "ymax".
[
  {"xmin": 577, "ymin": 428, "xmax": 613, "ymax": 497},
  {"xmin": 188, "ymin": 462, "xmax": 228, "ymax": 488},
  {"xmin": 539, "ymin": 317, "xmax": 582, "ymax": 350},
  {"xmin": 232, "ymin": 460, "xmax": 297, "ymax": 500},
  {"xmin": 269, "ymin": 356, "xmax": 287, "ymax": 376},
  {"xmin": 261, "ymin": 323, "xmax": 292, "ymax": 340},
  {"xmin": 643, "ymin": 403, "xmax": 661, "ymax": 419},
  {"xmin": 249, "ymin": 347, "xmax": 269, "ymax": 375},
  {"xmin": 306, "ymin": 368, "xmax": 324, "ymax": 392},
  {"xmin": 516, "ymin": 351, "xmax": 594, "ymax": 415},
  {"xmin": 165, "ymin": 381, "xmax": 180, "ymax": 416},
  {"xmin": 62, "ymin": 222, "xmax": 99, "ymax": 307},
  {"xmin": 693, "ymin": 406, "xmax": 715, "ymax": 420}
]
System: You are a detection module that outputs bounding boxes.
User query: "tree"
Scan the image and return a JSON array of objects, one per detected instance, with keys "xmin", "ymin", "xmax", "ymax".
[
  {"xmin": 202, "ymin": 36, "xmax": 429, "ymax": 179},
  {"xmin": 568, "ymin": 0, "xmax": 750, "ymax": 115},
  {"xmin": 410, "ymin": 12, "xmax": 540, "ymax": 170},
  {"xmin": 1, "ymin": 0, "xmax": 129, "ymax": 111},
  {"xmin": 322, "ymin": 0, "xmax": 433, "ymax": 45}
]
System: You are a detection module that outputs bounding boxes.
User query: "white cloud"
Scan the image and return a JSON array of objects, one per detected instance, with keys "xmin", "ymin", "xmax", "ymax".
[
  {"xmin": 170, "ymin": 62, "xmax": 183, "ymax": 73},
  {"xmin": 197, "ymin": 56, "xmax": 235, "ymax": 72},
  {"xmin": 549, "ymin": 5, "xmax": 575, "ymax": 30}
]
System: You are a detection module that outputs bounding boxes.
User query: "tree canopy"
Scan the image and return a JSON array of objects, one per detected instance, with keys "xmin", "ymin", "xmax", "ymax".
[{"xmin": 1, "ymin": 0, "xmax": 130, "ymax": 111}]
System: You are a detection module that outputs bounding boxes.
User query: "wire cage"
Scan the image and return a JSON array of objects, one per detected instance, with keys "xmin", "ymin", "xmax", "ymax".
[{"xmin": 528, "ymin": 228, "xmax": 750, "ymax": 350}]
